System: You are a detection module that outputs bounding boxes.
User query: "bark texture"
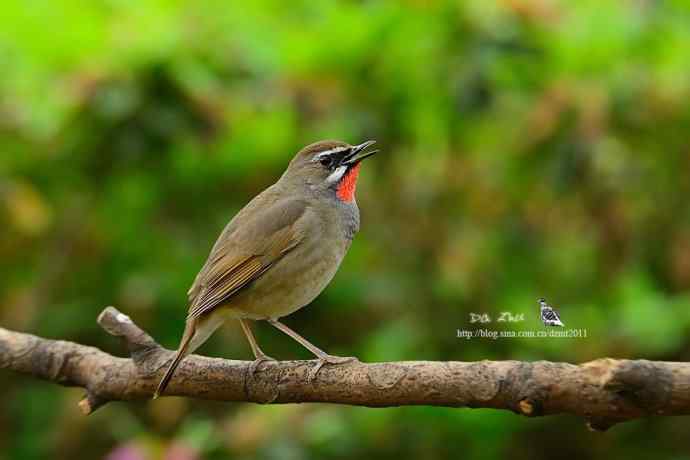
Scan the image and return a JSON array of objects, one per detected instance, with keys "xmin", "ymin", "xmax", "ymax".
[{"xmin": 1, "ymin": 306, "xmax": 689, "ymax": 431}]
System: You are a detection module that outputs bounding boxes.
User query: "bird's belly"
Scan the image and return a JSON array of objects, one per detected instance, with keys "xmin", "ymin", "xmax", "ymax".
[{"xmin": 222, "ymin": 239, "xmax": 349, "ymax": 320}]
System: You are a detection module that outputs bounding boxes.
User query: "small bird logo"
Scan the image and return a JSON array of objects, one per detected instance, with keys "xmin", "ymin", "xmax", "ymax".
[{"xmin": 539, "ymin": 298, "xmax": 564, "ymax": 327}]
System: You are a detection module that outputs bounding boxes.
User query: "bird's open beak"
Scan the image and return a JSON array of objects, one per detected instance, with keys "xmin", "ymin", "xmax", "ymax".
[{"xmin": 342, "ymin": 140, "xmax": 378, "ymax": 166}]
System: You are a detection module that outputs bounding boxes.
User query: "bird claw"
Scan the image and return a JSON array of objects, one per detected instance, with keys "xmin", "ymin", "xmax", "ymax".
[
  {"xmin": 308, "ymin": 355, "xmax": 358, "ymax": 382},
  {"xmin": 248, "ymin": 355, "xmax": 276, "ymax": 377}
]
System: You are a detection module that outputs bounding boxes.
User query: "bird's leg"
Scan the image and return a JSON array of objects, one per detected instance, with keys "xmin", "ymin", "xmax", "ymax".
[
  {"xmin": 267, "ymin": 319, "xmax": 357, "ymax": 381},
  {"xmin": 239, "ymin": 319, "xmax": 275, "ymax": 376}
]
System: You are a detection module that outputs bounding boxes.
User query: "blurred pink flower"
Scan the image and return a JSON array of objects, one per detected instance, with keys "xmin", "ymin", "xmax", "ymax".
[{"xmin": 105, "ymin": 443, "xmax": 146, "ymax": 460}]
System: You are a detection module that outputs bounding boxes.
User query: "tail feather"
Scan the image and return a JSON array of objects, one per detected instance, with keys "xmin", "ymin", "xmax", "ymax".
[{"xmin": 153, "ymin": 322, "xmax": 196, "ymax": 399}]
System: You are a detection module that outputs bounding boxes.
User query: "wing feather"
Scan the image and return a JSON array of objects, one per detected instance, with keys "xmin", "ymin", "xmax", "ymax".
[{"xmin": 186, "ymin": 199, "xmax": 307, "ymax": 319}]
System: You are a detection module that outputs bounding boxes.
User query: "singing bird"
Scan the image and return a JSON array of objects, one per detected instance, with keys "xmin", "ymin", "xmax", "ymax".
[{"xmin": 154, "ymin": 140, "xmax": 379, "ymax": 398}]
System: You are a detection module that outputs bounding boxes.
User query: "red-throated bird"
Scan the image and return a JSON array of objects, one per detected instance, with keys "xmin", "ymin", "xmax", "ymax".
[{"xmin": 154, "ymin": 140, "xmax": 378, "ymax": 398}]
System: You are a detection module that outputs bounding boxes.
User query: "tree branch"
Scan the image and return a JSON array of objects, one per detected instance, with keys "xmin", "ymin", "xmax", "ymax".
[{"xmin": 1, "ymin": 307, "xmax": 689, "ymax": 431}]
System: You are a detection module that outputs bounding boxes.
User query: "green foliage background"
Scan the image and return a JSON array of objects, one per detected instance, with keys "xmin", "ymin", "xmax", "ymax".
[{"xmin": 2, "ymin": 0, "xmax": 690, "ymax": 459}]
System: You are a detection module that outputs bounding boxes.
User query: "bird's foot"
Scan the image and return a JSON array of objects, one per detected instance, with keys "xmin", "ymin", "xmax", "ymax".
[
  {"xmin": 308, "ymin": 355, "xmax": 358, "ymax": 382},
  {"xmin": 248, "ymin": 354, "xmax": 277, "ymax": 377}
]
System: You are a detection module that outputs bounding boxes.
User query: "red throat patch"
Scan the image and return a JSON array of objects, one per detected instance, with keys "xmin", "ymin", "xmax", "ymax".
[{"xmin": 336, "ymin": 162, "xmax": 362, "ymax": 202}]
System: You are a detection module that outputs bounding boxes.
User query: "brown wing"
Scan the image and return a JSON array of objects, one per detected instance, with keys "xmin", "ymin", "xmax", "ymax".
[{"xmin": 186, "ymin": 198, "xmax": 308, "ymax": 319}]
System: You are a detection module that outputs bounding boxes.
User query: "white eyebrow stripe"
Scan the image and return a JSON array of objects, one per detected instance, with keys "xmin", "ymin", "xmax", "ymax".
[
  {"xmin": 312, "ymin": 146, "xmax": 349, "ymax": 161},
  {"xmin": 326, "ymin": 165, "xmax": 348, "ymax": 183}
]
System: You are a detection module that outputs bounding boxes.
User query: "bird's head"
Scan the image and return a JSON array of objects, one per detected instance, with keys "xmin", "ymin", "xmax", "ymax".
[{"xmin": 284, "ymin": 140, "xmax": 378, "ymax": 202}]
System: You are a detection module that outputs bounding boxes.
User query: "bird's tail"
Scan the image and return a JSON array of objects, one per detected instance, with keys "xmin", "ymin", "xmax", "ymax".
[{"xmin": 153, "ymin": 319, "xmax": 197, "ymax": 399}]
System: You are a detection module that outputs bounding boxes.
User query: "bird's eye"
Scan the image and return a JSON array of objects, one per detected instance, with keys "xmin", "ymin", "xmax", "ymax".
[{"xmin": 319, "ymin": 157, "xmax": 333, "ymax": 168}]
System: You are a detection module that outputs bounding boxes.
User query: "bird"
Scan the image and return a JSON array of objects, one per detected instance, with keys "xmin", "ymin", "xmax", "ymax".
[
  {"xmin": 153, "ymin": 140, "xmax": 379, "ymax": 398},
  {"xmin": 539, "ymin": 298, "xmax": 564, "ymax": 327}
]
